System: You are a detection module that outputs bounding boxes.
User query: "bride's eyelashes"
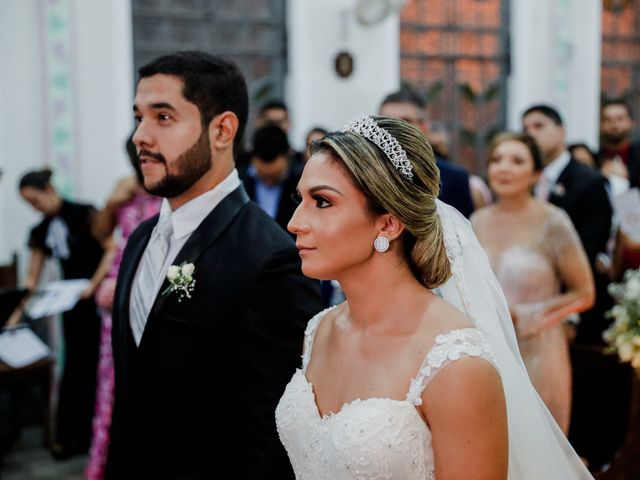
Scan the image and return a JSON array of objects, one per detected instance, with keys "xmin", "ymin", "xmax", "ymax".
[
  {"xmin": 291, "ymin": 190, "xmax": 331, "ymax": 209},
  {"xmin": 312, "ymin": 195, "xmax": 331, "ymax": 209}
]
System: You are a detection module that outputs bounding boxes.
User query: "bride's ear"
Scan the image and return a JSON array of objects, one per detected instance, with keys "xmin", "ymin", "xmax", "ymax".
[{"xmin": 376, "ymin": 214, "xmax": 405, "ymax": 242}]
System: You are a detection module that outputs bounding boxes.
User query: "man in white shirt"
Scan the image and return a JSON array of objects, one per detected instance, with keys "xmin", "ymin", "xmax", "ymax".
[
  {"xmin": 106, "ymin": 51, "xmax": 323, "ymax": 480},
  {"xmin": 523, "ymin": 104, "xmax": 628, "ymax": 473}
]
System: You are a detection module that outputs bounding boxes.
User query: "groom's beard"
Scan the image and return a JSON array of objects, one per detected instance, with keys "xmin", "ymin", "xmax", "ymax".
[{"xmin": 140, "ymin": 129, "xmax": 212, "ymax": 198}]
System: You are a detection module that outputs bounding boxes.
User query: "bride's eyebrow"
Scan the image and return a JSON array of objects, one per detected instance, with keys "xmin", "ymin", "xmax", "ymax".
[{"xmin": 308, "ymin": 185, "xmax": 344, "ymax": 196}]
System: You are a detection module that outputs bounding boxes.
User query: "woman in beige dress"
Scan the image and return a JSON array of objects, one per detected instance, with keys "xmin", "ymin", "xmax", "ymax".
[{"xmin": 472, "ymin": 132, "xmax": 594, "ymax": 434}]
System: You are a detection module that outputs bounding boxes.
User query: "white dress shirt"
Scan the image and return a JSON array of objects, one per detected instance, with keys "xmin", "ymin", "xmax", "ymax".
[
  {"xmin": 536, "ymin": 151, "xmax": 571, "ymax": 199},
  {"xmin": 129, "ymin": 169, "xmax": 241, "ymax": 327}
]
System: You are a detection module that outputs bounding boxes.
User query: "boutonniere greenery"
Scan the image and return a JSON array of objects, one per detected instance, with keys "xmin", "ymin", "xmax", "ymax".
[
  {"xmin": 551, "ymin": 183, "xmax": 566, "ymax": 197},
  {"xmin": 162, "ymin": 262, "xmax": 196, "ymax": 301}
]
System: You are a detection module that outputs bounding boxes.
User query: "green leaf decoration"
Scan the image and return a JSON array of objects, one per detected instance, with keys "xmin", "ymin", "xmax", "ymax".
[
  {"xmin": 425, "ymin": 81, "xmax": 443, "ymax": 102},
  {"xmin": 483, "ymin": 82, "xmax": 501, "ymax": 102},
  {"xmin": 458, "ymin": 83, "xmax": 476, "ymax": 102}
]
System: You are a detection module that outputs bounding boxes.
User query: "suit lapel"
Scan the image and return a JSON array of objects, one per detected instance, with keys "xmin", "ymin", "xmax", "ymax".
[
  {"xmin": 114, "ymin": 217, "xmax": 156, "ymax": 377},
  {"xmin": 548, "ymin": 158, "xmax": 574, "ymax": 207},
  {"xmin": 145, "ymin": 186, "xmax": 250, "ymax": 323}
]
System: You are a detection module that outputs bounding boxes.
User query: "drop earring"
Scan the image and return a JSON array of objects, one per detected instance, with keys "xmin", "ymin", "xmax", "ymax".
[{"xmin": 374, "ymin": 236, "xmax": 390, "ymax": 252}]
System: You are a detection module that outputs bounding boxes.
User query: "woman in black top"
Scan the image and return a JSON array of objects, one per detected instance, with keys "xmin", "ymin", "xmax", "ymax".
[{"xmin": 19, "ymin": 168, "xmax": 104, "ymax": 459}]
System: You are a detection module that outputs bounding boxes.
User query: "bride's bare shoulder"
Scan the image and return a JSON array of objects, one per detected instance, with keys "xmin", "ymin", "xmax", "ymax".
[
  {"xmin": 310, "ymin": 302, "xmax": 347, "ymax": 338},
  {"xmin": 425, "ymin": 294, "xmax": 475, "ymax": 333}
]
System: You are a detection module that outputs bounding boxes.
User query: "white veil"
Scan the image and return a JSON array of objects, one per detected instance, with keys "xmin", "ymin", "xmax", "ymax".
[{"xmin": 435, "ymin": 199, "xmax": 593, "ymax": 479}]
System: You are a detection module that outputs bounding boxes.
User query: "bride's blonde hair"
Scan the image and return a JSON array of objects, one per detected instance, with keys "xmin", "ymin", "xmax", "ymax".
[{"xmin": 311, "ymin": 116, "xmax": 451, "ymax": 289}]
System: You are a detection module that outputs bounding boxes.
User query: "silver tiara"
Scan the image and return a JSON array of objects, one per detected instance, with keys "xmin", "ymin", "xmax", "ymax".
[{"xmin": 342, "ymin": 113, "xmax": 413, "ymax": 181}]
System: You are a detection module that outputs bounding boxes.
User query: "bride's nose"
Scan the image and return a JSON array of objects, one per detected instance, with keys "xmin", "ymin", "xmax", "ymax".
[{"xmin": 288, "ymin": 205, "xmax": 308, "ymax": 235}]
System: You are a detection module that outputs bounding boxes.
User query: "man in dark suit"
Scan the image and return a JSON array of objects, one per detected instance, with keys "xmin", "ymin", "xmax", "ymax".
[
  {"xmin": 240, "ymin": 124, "xmax": 302, "ymax": 233},
  {"xmin": 599, "ymin": 99, "xmax": 640, "ymax": 189},
  {"xmin": 523, "ymin": 104, "xmax": 630, "ymax": 472},
  {"xmin": 255, "ymin": 99, "xmax": 305, "ymax": 171},
  {"xmin": 106, "ymin": 51, "xmax": 324, "ymax": 479},
  {"xmin": 379, "ymin": 88, "xmax": 475, "ymax": 218}
]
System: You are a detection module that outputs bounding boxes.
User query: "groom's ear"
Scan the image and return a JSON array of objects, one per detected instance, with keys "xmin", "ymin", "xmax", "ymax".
[
  {"xmin": 376, "ymin": 214, "xmax": 405, "ymax": 242},
  {"xmin": 208, "ymin": 111, "xmax": 238, "ymax": 150}
]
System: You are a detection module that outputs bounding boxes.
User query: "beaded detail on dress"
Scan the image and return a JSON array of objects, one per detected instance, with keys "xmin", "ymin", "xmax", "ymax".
[{"xmin": 275, "ymin": 309, "xmax": 498, "ymax": 480}]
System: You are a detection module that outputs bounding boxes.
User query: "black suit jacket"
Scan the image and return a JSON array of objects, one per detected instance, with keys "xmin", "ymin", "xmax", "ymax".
[
  {"xmin": 106, "ymin": 186, "xmax": 324, "ymax": 479},
  {"xmin": 241, "ymin": 166, "xmax": 302, "ymax": 233},
  {"xmin": 549, "ymin": 157, "xmax": 613, "ymax": 344},
  {"xmin": 626, "ymin": 139, "xmax": 640, "ymax": 189},
  {"xmin": 436, "ymin": 158, "xmax": 474, "ymax": 218}
]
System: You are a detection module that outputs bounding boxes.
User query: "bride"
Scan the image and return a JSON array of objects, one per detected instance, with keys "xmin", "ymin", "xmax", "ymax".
[{"xmin": 275, "ymin": 114, "xmax": 593, "ymax": 479}]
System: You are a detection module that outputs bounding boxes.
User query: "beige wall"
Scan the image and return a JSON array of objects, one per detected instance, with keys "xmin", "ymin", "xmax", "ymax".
[{"xmin": 0, "ymin": 0, "xmax": 134, "ymax": 280}]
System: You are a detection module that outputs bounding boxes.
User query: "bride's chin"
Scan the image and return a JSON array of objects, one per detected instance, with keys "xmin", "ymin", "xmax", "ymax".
[{"xmin": 300, "ymin": 264, "xmax": 330, "ymax": 281}]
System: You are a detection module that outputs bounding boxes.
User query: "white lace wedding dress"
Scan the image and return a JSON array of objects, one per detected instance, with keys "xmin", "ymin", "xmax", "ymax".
[{"xmin": 275, "ymin": 307, "xmax": 498, "ymax": 480}]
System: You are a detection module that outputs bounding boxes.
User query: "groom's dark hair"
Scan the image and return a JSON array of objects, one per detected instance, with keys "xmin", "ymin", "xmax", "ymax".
[{"xmin": 138, "ymin": 51, "xmax": 249, "ymax": 151}]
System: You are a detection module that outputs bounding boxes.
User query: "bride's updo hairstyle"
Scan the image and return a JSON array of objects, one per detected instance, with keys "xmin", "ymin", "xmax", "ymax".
[{"xmin": 310, "ymin": 115, "xmax": 451, "ymax": 289}]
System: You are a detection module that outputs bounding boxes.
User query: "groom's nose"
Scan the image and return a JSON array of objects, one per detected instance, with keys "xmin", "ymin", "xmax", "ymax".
[{"xmin": 133, "ymin": 120, "xmax": 154, "ymax": 151}]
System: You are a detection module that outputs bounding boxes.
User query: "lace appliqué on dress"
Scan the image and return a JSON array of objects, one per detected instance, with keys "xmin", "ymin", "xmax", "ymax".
[
  {"xmin": 302, "ymin": 306, "xmax": 337, "ymax": 372},
  {"xmin": 406, "ymin": 328, "xmax": 498, "ymax": 406},
  {"xmin": 277, "ymin": 314, "xmax": 498, "ymax": 480}
]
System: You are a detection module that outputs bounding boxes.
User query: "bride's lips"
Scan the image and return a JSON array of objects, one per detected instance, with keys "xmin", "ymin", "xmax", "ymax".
[{"xmin": 296, "ymin": 244, "xmax": 315, "ymax": 255}]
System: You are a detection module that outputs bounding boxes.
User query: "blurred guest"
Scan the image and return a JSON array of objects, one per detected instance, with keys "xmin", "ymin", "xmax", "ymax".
[
  {"xmin": 85, "ymin": 138, "xmax": 160, "ymax": 480},
  {"xmin": 379, "ymin": 87, "xmax": 475, "ymax": 217},
  {"xmin": 472, "ymin": 133, "xmax": 594, "ymax": 433},
  {"xmin": 599, "ymin": 99, "xmax": 640, "ymax": 189},
  {"xmin": 18, "ymin": 168, "xmax": 104, "ymax": 460},
  {"xmin": 469, "ymin": 174, "xmax": 493, "ymax": 209},
  {"xmin": 240, "ymin": 124, "xmax": 302, "ymax": 232},
  {"xmin": 303, "ymin": 126, "xmax": 328, "ymax": 162},
  {"xmin": 568, "ymin": 143, "xmax": 597, "ymax": 168},
  {"xmin": 523, "ymin": 104, "xmax": 629, "ymax": 471},
  {"xmin": 569, "ymin": 142, "xmax": 629, "ymax": 197},
  {"xmin": 256, "ymin": 99, "xmax": 304, "ymax": 169},
  {"xmin": 432, "ymin": 120, "xmax": 493, "ymax": 210},
  {"xmin": 256, "ymin": 99, "xmax": 291, "ymax": 132}
]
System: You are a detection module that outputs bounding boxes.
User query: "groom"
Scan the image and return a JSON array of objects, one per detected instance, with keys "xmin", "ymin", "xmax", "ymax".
[{"xmin": 106, "ymin": 51, "xmax": 323, "ymax": 479}]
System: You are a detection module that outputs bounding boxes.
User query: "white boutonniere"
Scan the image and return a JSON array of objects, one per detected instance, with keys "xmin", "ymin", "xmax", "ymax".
[
  {"xmin": 162, "ymin": 262, "xmax": 196, "ymax": 301},
  {"xmin": 551, "ymin": 183, "xmax": 566, "ymax": 197}
]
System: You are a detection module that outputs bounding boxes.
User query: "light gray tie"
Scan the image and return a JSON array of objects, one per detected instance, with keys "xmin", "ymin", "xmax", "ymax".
[{"xmin": 130, "ymin": 215, "xmax": 173, "ymax": 345}]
